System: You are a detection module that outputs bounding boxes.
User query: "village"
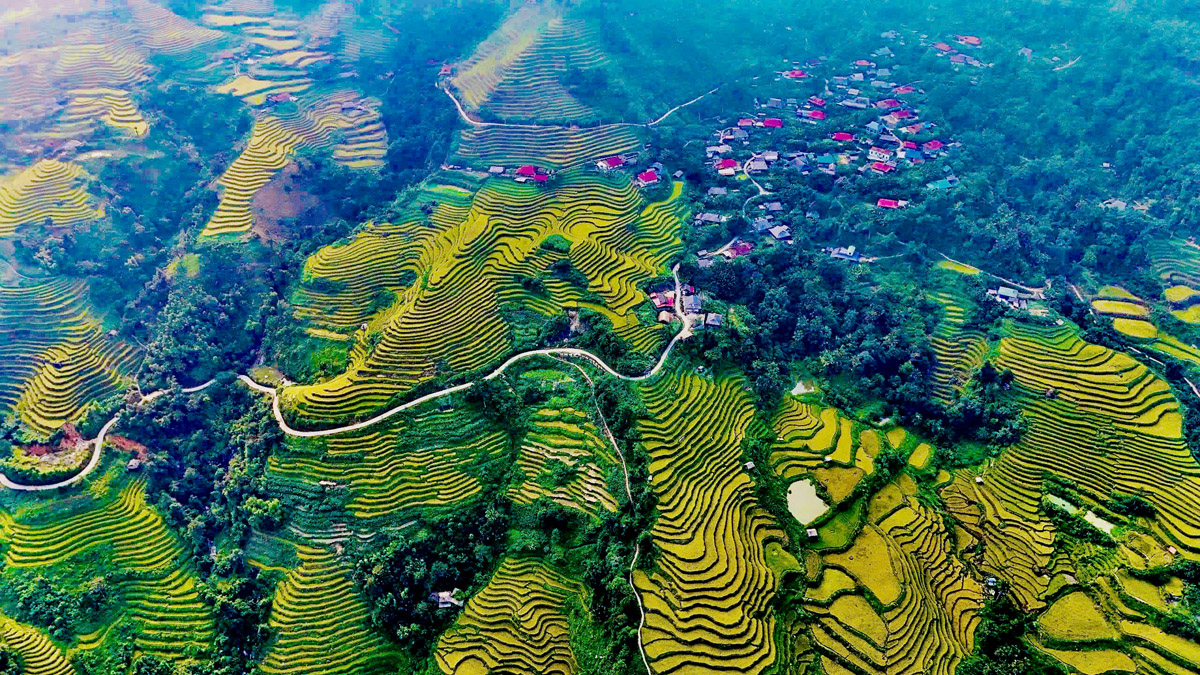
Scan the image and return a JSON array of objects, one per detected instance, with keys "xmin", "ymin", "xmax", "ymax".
[{"xmin": 677, "ymin": 31, "xmax": 987, "ymax": 269}]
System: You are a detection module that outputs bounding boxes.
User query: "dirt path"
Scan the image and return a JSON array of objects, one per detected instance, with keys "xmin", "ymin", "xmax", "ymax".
[{"xmin": 442, "ymin": 83, "xmax": 718, "ymax": 131}]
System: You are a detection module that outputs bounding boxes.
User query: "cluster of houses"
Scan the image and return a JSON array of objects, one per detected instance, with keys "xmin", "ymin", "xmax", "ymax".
[
  {"xmin": 649, "ymin": 284, "xmax": 725, "ymax": 329},
  {"xmin": 695, "ymin": 240, "xmax": 756, "ymax": 268},
  {"xmin": 928, "ymin": 34, "xmax": 990, "ymax": 68},
  {"xmin": 486, "ymin": 164, "xmax": 553, "ymax": 183},
  {"xmin": 594, "ymin": 154, "xmax": 676, "ymax": 188}
]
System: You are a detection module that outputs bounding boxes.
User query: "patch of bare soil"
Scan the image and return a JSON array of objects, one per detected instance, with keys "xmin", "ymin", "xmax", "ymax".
[{"xmin": 251, "ymin": 161, "xmax": 327, "ymax": 244}]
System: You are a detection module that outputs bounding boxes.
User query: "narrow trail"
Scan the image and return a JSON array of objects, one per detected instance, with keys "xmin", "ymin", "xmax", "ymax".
[
  {"xmin": 441, "ymin": 83, "xmax": 718, "ymax": 131},
  {"xmin": 936, "ymin": 252, "xmax": 1049, "ymax": 297},
  {"xmin": 3, "ymin": 267, "xmax": 692, "ymax": 490}
]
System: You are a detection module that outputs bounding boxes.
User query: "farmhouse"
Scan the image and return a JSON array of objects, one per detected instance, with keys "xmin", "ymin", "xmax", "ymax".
[{"xmin": 828, "ymin": 245, "xmax": 862, "ymax": 262}]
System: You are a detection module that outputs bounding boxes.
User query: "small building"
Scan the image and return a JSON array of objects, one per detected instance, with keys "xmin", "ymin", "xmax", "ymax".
[
  {"xmin": 126, "ymin": 458, "xmax": 142, "ymax": 471},
  {"xmin": 783, "ymin": 69, "xmax": 809, "ymax": 79},
  {"xmin": 932, "ymin": 42, "xmax": 955, "ymax": 53},
  {"xmin": 922, "ymin": 140, "xmax": 945, "ymax": 153},
  {"xmin": 875, "ymin": 98, "xmax": 902, "ymax": 110},
  {"xmin": 737, "ymin": 118, "xmax": 756, "ymax": 127},
  {"xmin": 763, "ymin": 151, "xmax": 779, "ymax": 162},
  {"xmin": 839, "ymin": 96, "xmax": 870, "ymax": 109},
  {"xmin": 705, "ymin": 313, "xmax": 724, "ymax": 328},
  {"xmin": 876, "ymin": 198, "xmax": 907, "ymax": 209},
  {"xmin": 636, "ymin": 170, "xmax": 660, "ymax": 186},
  {"xmin": 515, "ymin": 165, "xmax": 539, "ymax": 177},
  {"xmin": 868, "ymin": 146, "xmax": 893, "ymax": 162},
  {"xmin": 765, "ymin": 201, "xmax": 783, "ymax": 212},
  {"xmin": 1101, "ymin": 198, "xmax": 1128, "ymax": 211},
  {"xmin": 808, "ymin": 96, "xmax": 826, "ymax": 107},
  {"xmin": 430, "ymin": 589, "xmax": 464, "ymax": 609},
  {"xmin": 707, "ymin": 187, "xmax": 728, "ymax": 197},
  {"xmin": 870, "ymin": 162, "xmax": 895, "ymax": 174},
  {"xmin": 747, "ymin": 159, "xmax": 769, "ymax": 173},
  {"xmin": 892, "ymin": 85, "xmax": 915, "ymax": 95},
  {"xmin": 601, "ymin": 156, "xmax": 624, "ymax": 169},
  {"xmin": 829, "ymin": 245, "xmax": 862, "ymax": 262},
  {"xmin": 768, "ymin": 225, "xmax": 791, "ymax": 240},
  {"xmin": 752, "ymin": 217, "xmax": 772, "ymax": 232},
  {"xmin": 802, "ymin": 110, "xmax": 825, "ymax": 121},
  {"xmin": 832, "ymin": 131, "xmax": 855, "ymax": 142},
  {"xmin": 657, "ymin": 310, "xmax": 673, "ymax": 323},
  {"xmin": 806, "ymin": 528, "xmax": 819, "ymax": 540},
  {"xmin": 763, "ymin": 117, "xmax": 784, "ymax": 128},
  {"xmin": 956, "ymin": 34, "xmax": 982, "ymax": 47},
  {"xmin": 682, "ymin": 295, "xmax": 702, "ymax": 314},
  {"xmin": 487, "ymin": 166, "xmax": 505, "ymax": 175}
]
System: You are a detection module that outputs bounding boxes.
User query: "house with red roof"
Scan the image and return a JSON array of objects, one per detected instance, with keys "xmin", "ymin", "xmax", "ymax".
[
  {"xmin": 902, "ymin": 141, "xmax": 918, "ymax": 150},
  {"xmin": 871, "ymin": 162, "xmax": 895, "ymax": 174},
  {"xmin": 716, "ymin": 158, "xmax": 738, "ymax": 170},
  {"xmin": 876, "ymin": 198, "xmax": 908, "ymax": 209},
  {"xmin": 854, "ymin": 59, "xmax": 875, "ymax": 67},
  {"xmin": 832, "ymin": 132, "xmax": 855, "ymax": 142},
  {"xmin": 900, "ymin": 123, "xmax": 924, "ymax": 134},
  {"xmin": 892, "ymin": 85, "xmax": 914, "ymax": 95},
  {"xmin": 737, "ymin": 118, "xmax": 756, "ymax": 127},
  {"xmin": 603, "ymin": 156, "xmax": 624, "ymax": 169},
  {"xmin": 892, "ymin": 109, "xmax": 913, "ymax": 120},
  {"xmin": 722, "ymin": 241, "xmax": 756, "ymax": 259},
  {"xmin": 784, "ymin": 69, "xmax": 808, "ymax": 79},
  {"xmin": 808, "ymin": 96, "xmax": 826, "ymax": 107},
  {"xmin": 532, "ymin": 174, "xmax": 549, "ymax": 183},
  {"xmin": 516, "ymin": 165, "xmax": 539, "ymax": 177},
  {"xmin": 950, "ymin": 53, "xmax": 967, "ymax": 65},
  {"xmin": 875, "ymin": 98, "xmax": 902, "ymax": 109},
  {"xmin": 763, "ymin": 118, "xmax": 784, "ymax": 128},
  {"xmin": 266, "ymin": 92, "xmax": 296, "ymax": 104},
  {"xmin": 932, "ymin": 42, "xmax": 954, "ymax": 53},
  {"xmin": 803, "ymin": 110, "xmax": 826, "ymax": 121},
  {"xmin": 922, "ymin": 140, "xmax": 945, "ymax": 152},
  {"xmin": 439, "ymin": 63, "xmax": 454, "ymax": 76},
  {"xmin": 636, "ymin": 170, "xmax": 660, "ymax": 186},
  {"xmin": 868, "ymin": 147, "xmax": 893, "ymax": 162},
  {"xmin": 956, "ymin": 35, "xmax": 982, "ymax": 47}
]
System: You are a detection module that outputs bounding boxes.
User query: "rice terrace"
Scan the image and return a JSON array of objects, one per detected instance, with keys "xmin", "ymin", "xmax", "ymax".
[{"xmin": 1, "ymin": 1, "xmax": 1200, "ymax": 675}]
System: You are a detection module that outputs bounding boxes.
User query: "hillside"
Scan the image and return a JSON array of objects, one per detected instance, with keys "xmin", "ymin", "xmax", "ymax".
[{"xmin": 2, "ymin": 1, "xmax": 1200, "ymax": 675}]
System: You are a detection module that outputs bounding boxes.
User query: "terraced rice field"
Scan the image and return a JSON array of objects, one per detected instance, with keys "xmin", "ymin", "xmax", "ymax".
[
  {"xmin": 452, "ymin": 125, "xmax": 643, "ymax": 170},
  {"xmin": 805, "ymin": 476, "xmax": 983, "ymax": 675},
  {"xmin": 53, "ymin": 87, "xmax": 150, "ymax": 137},
  {"xmin": 125, "ymin": 0, "xmax": 227, "ymax": 55},
  {"xmin": 0, "ymin": 160, "xmax": 104, "ymax": 237},
  {"xmin": 1149, "ymin": 240, "xmax": 1200, "ymax": 323},
  {"xmin": 988, "ymin": 323, "xmax": 1200, "ymax": 558},
  {"xmin": 510, "ymin": 405, "xmax": 619, "ymax": 515},
  {"xmin": 0, "ymin": 43, "xmax": 150, "ymax": 123},
  {"xmin": 267, "ymin": 406, "xmax": 506, "ymax": 520},
  {"xmin": 451, "ymin": 6, "xmax": 610, "ymax": 123},
  {"xmin": 770, "ymin": 398, "xmax": 923, "ymax": 497},
  {"xmin": 435, "ymin": 558, "xmax": 583, "ymax": 675},
  {"xmin": 279, "ymin": 173, "xmax": 684, "ymax": 428},
  {"xmin": 0, "ymin": 617, "xmax": 74, "ymax": 675},
  {"xmin": 0, "ymin": 481, "xmax": 215, "ymax": 660},
  {"xmin": 0, "ymin": 278, "xmax": 140, "ymax": 435},
  {"xmin": 632, "ymin": 373, "xmax": 784, "ymax": 675},
  {"xmin": 928, "ymin": 291, "xmax": 987, "ymax": 404},
  {"xmin": 202, "ymin": 94, "xmax": 387, "ymax": 237},
  {"xmin": 1031, "ymin": 579, "xmax": 1200, "ymax": 674},
  {"xmin": 258, "ymin": 542, "xmax": 399, "ymax": 675}
]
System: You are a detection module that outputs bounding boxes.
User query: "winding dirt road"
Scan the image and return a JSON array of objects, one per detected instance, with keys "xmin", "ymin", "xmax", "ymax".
[{"xmin": 2, "ymin": 267, "xmax": 691, "ymax": 490}]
